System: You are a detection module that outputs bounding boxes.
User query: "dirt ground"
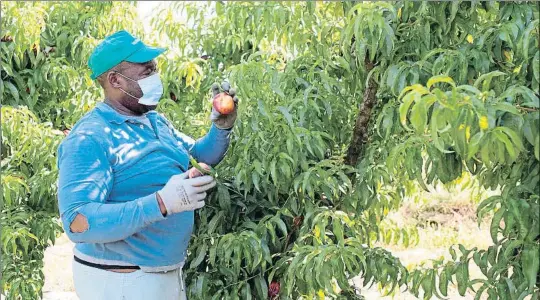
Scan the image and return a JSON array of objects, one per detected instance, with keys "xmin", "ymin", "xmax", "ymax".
[{"xmin": 43, "ymin": 233, "xmax": 77, "ymax": 300}]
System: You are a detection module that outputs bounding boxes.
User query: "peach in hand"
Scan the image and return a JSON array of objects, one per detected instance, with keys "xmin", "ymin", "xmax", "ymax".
[{"xmin": 213, "ymin": 92, "xmax": 235, "ymax": 115}]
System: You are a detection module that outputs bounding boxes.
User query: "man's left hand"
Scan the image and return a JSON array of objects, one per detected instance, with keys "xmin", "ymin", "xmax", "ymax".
[{"xmin": 210, "ymin": 81, "xmax": 239, "ymax": 130}]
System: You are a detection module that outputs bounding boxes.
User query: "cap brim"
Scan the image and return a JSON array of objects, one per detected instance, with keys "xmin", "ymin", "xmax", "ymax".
[{"xmin": 125, "ymin": 46, "xmax": 166, "ymax": 63}]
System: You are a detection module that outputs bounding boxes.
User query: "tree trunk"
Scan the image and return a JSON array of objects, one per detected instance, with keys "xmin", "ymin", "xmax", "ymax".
[{"xmin": 345, "ymin": 57, "xmax": 378, "ymax": 167}]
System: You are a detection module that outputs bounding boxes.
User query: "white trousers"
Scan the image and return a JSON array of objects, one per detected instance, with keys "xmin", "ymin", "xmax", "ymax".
[{"xmin": 72, "ymin": 259, "xmax": 187, "ymax": 300}]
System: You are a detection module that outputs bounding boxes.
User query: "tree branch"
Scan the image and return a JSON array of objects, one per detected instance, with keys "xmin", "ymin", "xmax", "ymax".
[
  {"xmin": 516, "ymin": 105, "xmax": 539, "ymax": 113},
  {"xmin": 345, "ymin": 56, "xmax": 378, "ymax": 167}
]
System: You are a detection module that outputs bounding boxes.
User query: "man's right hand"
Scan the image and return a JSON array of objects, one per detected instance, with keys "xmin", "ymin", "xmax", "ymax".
[{"xmin": 156, "ymin": 171, "xmax": 216, "ymax": 215}]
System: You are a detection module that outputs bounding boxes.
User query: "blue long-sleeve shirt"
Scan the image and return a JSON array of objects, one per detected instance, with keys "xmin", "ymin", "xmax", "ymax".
[{"xmin": 57, "ymin": 102, "xmax": 231, "ymax": 272}]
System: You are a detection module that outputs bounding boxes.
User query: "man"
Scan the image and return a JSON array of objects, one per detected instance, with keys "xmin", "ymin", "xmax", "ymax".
[{"xmin": 57, "ymin": 30, "xmax": 238, "ymax": 300}]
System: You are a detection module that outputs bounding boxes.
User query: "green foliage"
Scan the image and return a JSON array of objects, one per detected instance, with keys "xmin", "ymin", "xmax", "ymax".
[
  {"xmin": 1, "ymin": 1, "xmax": 539, "ymax": 299},
  {"xmin": 1, "ymin": 2, "xmax": 143, "ymax": 299},
  {"xmin": 1, "ymin": 107, "xmax": 63, "ymax": 299}
]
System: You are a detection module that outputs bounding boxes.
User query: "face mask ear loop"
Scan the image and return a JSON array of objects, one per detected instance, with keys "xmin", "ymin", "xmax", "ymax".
[
  {"xmin": 112, "ymin": 71, "xmax": 137, "ymax": 82},
  {"xmin": 118, "ymin": 87, "xmax": 140, "ymax": 100},
  {"xmin": 111, "ymin": 71, "xmax": 140, "ymax": 100}
]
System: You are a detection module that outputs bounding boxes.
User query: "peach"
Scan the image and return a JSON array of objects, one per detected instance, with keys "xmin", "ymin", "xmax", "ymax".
[{"xmin": 213, "ymin": 92, "xmax": 235, "ymax": 115}]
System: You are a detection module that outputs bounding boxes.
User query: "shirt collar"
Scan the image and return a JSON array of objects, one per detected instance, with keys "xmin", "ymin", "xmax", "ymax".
[{"xmin": 95, "ymin": 102, "xmax": 157, "ymax": 124}]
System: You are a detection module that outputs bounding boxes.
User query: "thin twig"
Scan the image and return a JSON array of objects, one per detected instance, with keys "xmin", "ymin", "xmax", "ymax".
[
  {"xmin": 516, "ymin": 105, "xmax": 539, "ymax": 112},
  {"xmin": 220, "ymin": 273, "xmax": 260, "ymax": 290}
]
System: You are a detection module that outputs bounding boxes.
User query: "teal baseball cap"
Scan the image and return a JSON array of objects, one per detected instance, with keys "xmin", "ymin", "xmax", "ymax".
[{"xmin": 88, "ymin": 30, "xmax": 166, "ymax": 80}]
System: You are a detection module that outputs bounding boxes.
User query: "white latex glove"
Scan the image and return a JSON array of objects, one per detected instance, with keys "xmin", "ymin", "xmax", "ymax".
[{"xmin": 157, "ymin": 172, "xmax": 216, "ymax": 214}]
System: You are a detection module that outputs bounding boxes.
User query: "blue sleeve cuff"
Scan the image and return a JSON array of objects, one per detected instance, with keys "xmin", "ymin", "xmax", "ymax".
[
  {"xmin": 140, "ymin": 193, "xmax": 166, "ymax": 224},
  {"xmin": 208, "ymin": 123, "xmax": 233, "ymax": 140}
]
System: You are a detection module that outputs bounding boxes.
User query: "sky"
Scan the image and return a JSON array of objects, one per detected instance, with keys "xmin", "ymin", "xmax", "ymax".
[
  {"xmin": 136, "ymin": 1, "xmax": 170, "ymax": 33},
  {"xmin": 135, "ymin": 1, "xmax": 216, "ymax": 57},
  {"xmin": 136, "ymin": 1, "xmax": 214, "ymax": 33}
]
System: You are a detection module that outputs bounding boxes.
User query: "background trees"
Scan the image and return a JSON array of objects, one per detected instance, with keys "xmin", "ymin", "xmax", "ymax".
[{"xmin": 1, "ymin": 1, "xmax": 538, "ymax": 299}]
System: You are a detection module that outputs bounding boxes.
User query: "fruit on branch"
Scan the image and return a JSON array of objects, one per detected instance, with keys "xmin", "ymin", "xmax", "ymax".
[
  {"xmin": 293, "ymin": 216, "xmax": 304, "ymax": 229},
  {"xmin": 269, "ymin": 281, "xmax": 280, "ymax": 298}
]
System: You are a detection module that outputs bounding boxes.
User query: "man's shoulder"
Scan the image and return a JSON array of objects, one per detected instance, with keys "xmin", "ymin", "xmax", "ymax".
[
  {"xmin": 153, "ymin": 111, "xmax": 171, "ymax": 125},
  {"xmin": 71, "ymin": 108, "xmax": 109, "ymax": 136},
  {"xmin": 61, "ymin": 105, "xmax": 112, "ymax": 147}
]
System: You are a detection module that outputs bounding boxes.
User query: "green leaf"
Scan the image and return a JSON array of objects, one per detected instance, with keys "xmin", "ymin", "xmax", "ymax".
[
  {"xmin": 490, "ymin": 208, "xmax": 505, "ymax": 242},
  {"xmin": 302, "ymin": 170, "xmax": 312, "ymax": 194},
  {"xmin": 399, "ymin": 83, "xmax": 430, "ymax": 99},
  {"xmin": 503, "ymin": 240, "xmax": 523, "ymax": 260},
  {"xmin": 254, "ymin": 275, "xmax": 268, "ymax": 299},
  {"xmin": 493, "ymin": 130, "xmax": 517, "ymax": 160},
  {"xmin": 252, "ymin": 172, "xmax": 260, "ymax": 191},
  {"xmin": 492, "ymin": 102, "xmax": 520, "ymax": 115},
  {"xmin": 258, "ymin": 99, "xmax": 268, "ymax": 117},
  {"xmin": 467, "ymin": 131, "xmax": 485, "ymax": 159},
  {"xmin": 209, "ymin": 243, "xmax": 217, "ymax": 266},
  {"xmin": 241, "ymin": 282, "xmax": 252, "ymax": 300},
  {"xmin": 431, "ymin": 108, "xmax": 447, "ymax": 152},
  {"xmin": 277, "ymin": 106, "xmax": 294, "ymax": 128},
  {"xmin": 477, "ymin": 195, "xmax": 501, "ymax": 223},
  {"xmin": 386, "ymin": 65, "xmax": 400, "ymax": 94},
  {"xmin": 439, "ymin": 269, "xmax": 448, "ymax": 297},
  {"xmin": 456, "ymin": 261, "xmax": 469, "ymax": 296},
  {"xmin": 253, "ymin": 160, "xmax": 263, "ymax": 175},
  {"xmin": 420, "ymin": 270, "xmax": 434, "ymax": 299},
  {"xmin": 521, "ymin": 244, "xmax": 540, "ymax": 290},
  {"xmin": 457, "ymin": 85, "xmax": 482, "ymax": 95},
  {"xmin": 218, "ymin": 184, "xmax": 231, "ymax": 211},
  {"xmin": 474, "ymin": 71, "xmax": 505, "ymax": 91},
  {"xmin": 382, "ymin": 106, "xmax": 394, "ymax": 139},
  {"xmin": 523, "ymin": 116, "xmax": 537, "ymax": 146},
  {"xmin": 498, "ymin": 127, "xmax": 525, "ymax": 151},
  {"xmin": 399, "ymin": 92, "xmax": 415, "ymax": 130},
  {"xmin": 4, "ymin": 81, "xmax": 19, "ymax": 103},
  {"xmin": 533, "ymin": 51, "xmax": 540, "ymax": 84},
  {"xmin": 270, "ymin": 159, "xmax": 278, "ymax": 185},
  {"xmin": 480, "ymin": 142, "xmax": 492, "ymax": 167},
  {"xmin": 190, "ymin": 243, "xmax": 207, "ymax": 269},
  {"xmin": 410, "ymin": 100, "xmax": 427, "ymax": 133},
  {"xmin": 474, "ymin": 284, "xmax": 489, "ymax": 300},
  {"xmin": 427, "ymin": 75, "xmax": 455, "ymax": 89},
  {"xmin": 194, "ymin": 274, "xmax": 208, "ymax": 297},
  {"xmin": 273, "ymin": 216, "xmax": 288, "ymax": 236},
  {"xmin": 402, "ymin": 229, "xmax": 409, "ymax": 247},
  {"xmin": 208, "ymin": 212, "xmax": 223, "ymax": 234},
  {"xmin": 336, "ymin": 56, "xmax": 351, "ymax": 73},
  {"xmin": 333, "ymin": 219, "xmax": 344, "ymax": 245},
  {"xmin": 535, "ymin": 135, "xmax": 540, "ymax": 160}
]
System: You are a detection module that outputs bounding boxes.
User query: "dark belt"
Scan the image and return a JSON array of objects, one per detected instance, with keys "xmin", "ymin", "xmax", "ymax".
[{"xmin": 74, "ymin": 255, "xmax": 140, "ymax": 270}]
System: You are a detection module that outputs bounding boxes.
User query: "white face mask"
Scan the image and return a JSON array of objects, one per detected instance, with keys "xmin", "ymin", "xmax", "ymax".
[{"xmin": 114, "ymin": 72, "xmax": 163, "ymax": 106}]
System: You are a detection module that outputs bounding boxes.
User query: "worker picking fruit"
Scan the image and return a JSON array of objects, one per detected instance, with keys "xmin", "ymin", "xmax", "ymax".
[{"xmin": 56, "ymin": 30, "xmax": 239, "ymax": 300}]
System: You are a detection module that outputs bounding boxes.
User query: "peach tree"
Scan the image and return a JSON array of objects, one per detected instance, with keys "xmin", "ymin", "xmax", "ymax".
[
  {"xmin": 1, "ymin": 1, "xmax": 538, "ymax": 300},
  {"xmin": 150, "ymin": 2, "xmax": 538, "ymax": 299}
]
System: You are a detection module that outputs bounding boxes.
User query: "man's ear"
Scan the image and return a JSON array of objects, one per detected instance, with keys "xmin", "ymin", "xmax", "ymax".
[{"xmin": 108, "ymin": 72, "xmax": 122, "ymax": 88}]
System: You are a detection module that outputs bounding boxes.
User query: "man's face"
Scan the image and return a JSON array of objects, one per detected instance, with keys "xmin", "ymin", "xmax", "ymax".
[{"xmin": 109, "ymin": 60, "xmax": 158, "ymax": 114}]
